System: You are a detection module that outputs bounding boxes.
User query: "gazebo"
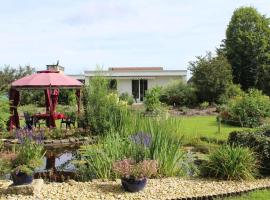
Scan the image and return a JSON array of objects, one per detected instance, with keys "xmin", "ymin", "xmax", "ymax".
[{"xmin": 9, "ymin": 70, "xmax": 83, "ymax": 129}]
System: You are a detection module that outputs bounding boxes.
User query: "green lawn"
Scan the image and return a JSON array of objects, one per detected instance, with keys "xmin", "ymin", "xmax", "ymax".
[
  {"xmin": 224, "ymin": 189, "xmax": 270, "ymax": 200},
  {"xmin": 176, "ymin": 116, "xmax": 249, "ymax": 142}
]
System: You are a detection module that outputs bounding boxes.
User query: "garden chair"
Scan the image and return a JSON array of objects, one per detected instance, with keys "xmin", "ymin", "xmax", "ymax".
[
  {"xmin": 23, "ymin": 112, "xmax": 34, "ymax": 130},
  {"xmin": 60, "ymin": 116, "xmax": 76, "ymax": 129},
  {"xmin": 33, "ymin": 117, "xmax": 46, "ymax": 129}
]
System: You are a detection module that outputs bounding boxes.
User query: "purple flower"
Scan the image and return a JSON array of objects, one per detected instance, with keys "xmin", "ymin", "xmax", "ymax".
[
  {"xmin": 130, "ymin": 132, "xmax": 152, "ymax": 147},
  {"xmin": 15, "ymin": 128, "xmax": 44, "ymax": 144}
]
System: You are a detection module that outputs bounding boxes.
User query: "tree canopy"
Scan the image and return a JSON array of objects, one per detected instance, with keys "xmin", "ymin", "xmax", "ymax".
[
  {"xmin": 225, "ymin": 7, "xmax": 270, "ymax": 91},
  {"xmin": 0, "ymin": 65, "xmax": 35, "ymax": 92},
  {"xmin": 188, "ymin": 52, "xmax": 233, "ymax": 103}
]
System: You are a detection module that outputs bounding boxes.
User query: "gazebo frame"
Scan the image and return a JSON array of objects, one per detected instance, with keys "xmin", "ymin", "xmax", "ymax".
[{"xmin": 9, "ymin": 70, "xmax": 82, "ymax": 129}]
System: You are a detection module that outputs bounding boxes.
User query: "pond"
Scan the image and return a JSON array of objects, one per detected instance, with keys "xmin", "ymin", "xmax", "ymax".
[
  {"xmin": 34, "ymin": 145, "xmax": 80, "ymax": 182},
  {"xmin": 2, "ymin": 143, "xmax": 81, "ymax": 182}
]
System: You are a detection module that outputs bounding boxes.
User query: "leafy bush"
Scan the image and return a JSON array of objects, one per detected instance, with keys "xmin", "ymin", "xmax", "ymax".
[
  {"xmin": 58, "ymin": 89, "xmax": 77, "ymax": 106},
  {"xmin": 220, "ymin": 89, "xmax": 270, "ymax": 127},
  {"xmin": 201, "ymin": 145, "xmax": 258, "ymax": 180},
  {"xmin": 199, "ymin": 101, "xmax": 209, "ymax": 110},
  {"xmin": 160, "ymin": 80, "xmax": 197, "ymax": 107},
  {"xmin": 119, "ymin": 92, "xmax": 134, "ymax": 105},
  {"xmin": 144, "ymin": 87, "xmax": 162, "ymax": 113},
  {"xmin": 228, "ymin": 127, "xmax": 270, "ymax": 175},
  {"xmin": 188, "ymin": 52, "xmax": 233, "ymax": 103},
  {"xmin": 0, "ymin": 95, "xmax": 9, "ymax": 131},
  {"xmin": 83, "ymin": 75, "xmax": 129, "ymax": 135},
  {"xmin": 218, "ymin": 84, "xmax": 244, "ymax": 104}
]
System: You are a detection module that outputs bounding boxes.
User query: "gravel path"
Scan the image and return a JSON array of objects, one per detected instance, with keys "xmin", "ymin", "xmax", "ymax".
[{"xmin": 1, "ymin": 178, "xmax": 270, "ymax": 200}]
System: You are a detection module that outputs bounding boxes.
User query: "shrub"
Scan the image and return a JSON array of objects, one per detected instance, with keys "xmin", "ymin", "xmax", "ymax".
[
  {"xmin": 144, "ymin": 87, "xmax": 162, "ymax": 113},
  {"xmin": 58, "ymin": 89, "xmax": 77, "ymax": 106},
  {"xmin": 0, "ymin": 94, "xmax": 9, "ymax": 131},
  {"xmin": 160, "ymin": 80, "xmax": 197, "ymax": 107},
  {"xmin": 199, "ymin": 101, "xmax": 209, "ymax": 110},
  {"xmin": 188, "ymin": 52, "xmax": 233, "ymax": 103},
  {"xmin": 218, "ymin": 84, "xmax": 244, "ymax": 104},
  {"xmin": 220, "ymin": 89, "xmax": 270, "ymax": 127},
  {"xmin": 119, "ymin": 92, "xmax": 134, "ymax": 105},
  {"xmin": 201, "ymin": 145, "xmax": 258, "ymax": 180},
  {"xmin": 83, "ymin": 75, "xmax": 129, "ymax": 135},
  {"xmin": 228, "ymin": 127, "xmax": 270, "ymax": 175}
]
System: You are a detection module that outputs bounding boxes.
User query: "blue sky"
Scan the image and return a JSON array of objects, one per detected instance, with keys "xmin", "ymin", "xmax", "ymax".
[{"xmin": 0, "ymin": 0, "xmax": 269, "ymax": 74}]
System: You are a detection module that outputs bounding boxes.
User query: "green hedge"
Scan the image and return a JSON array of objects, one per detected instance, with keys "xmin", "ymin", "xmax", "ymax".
[{"xmin": 228, "ymin": 127, "xmax": 270, "ymax": 175}]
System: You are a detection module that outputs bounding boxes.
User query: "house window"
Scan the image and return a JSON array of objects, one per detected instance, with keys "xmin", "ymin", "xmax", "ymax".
[{"xmin": 109, "ymin": 79, "xmax": 117, "ymax": 90}]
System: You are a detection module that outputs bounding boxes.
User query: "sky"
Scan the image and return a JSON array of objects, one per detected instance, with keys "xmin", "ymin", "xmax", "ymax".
[{"xmin": 0, "ymin": 0, "xmax": 269, "ymax": 75}]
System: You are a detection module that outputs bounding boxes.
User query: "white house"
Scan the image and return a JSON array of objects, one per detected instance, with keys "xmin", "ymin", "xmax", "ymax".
[{"xmin": 71, "ymin": 67, "xmax": 187, "ymax": 102}]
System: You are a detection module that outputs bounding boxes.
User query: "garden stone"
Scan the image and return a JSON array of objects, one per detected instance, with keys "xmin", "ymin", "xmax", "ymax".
[
  {"xmin": 69, "ymin": 137, "xmax": 76, "ymax": 143},
  {"xmin": 44, "ymin": 139, "xmax": 53, "ymax": 144},
  {"xmin": 52, "ymin": 140, "xmax": 61, "ymax": 144},
  {"xmin": 10, "ymin": 139, "xmax": 18, "ymax": 144},
  {"xmin": 60, "ymin": 139, "xmax": 69, "ymax": 144},
  {"xmin": 3, "ymin": 179, "xmax": 44, "ymax": 195}
]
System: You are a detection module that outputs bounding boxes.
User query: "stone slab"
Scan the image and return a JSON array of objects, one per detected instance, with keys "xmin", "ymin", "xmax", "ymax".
[{"xmin": 2, "ymin": 179, "xmax": 44, "ymax": 195}]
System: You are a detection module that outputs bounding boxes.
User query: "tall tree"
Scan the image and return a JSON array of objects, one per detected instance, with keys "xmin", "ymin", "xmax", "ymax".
[
  {"xmin": 188, "ymin": 52, "xmax": 233, "ymax": 103},
  {"xmin": 225, "ymin": 7, "xmax": 270, "ymax": 91},
  {"xmin": 0, "ymin": 65, "xmax": 35, "ymax": 92}
]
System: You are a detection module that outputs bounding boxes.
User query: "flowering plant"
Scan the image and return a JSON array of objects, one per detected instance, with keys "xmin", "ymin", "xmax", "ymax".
[
  {"xmin": 11, "ymin": 137, "xmax": 44, "ymax": 176},
  {"xmin": 113, "ymin": 159, "xmax": 158, "ymax": 179},
  {"xmin": 1, "ymin": 132, "xmax": 45, "ymax": 176},
  {"xmin": 130, "ymin": 132, "xmax": 152, "ymax": 147}
]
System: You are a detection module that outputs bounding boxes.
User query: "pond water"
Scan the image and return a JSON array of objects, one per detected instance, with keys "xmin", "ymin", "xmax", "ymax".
[{"xmin": 34, "ymin": 146, "xmax": 80, "ymax": 182}]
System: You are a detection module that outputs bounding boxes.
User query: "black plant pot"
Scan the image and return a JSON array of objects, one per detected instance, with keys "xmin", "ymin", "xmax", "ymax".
[
  {"xmin": 121, "ymin": 177, "xmax": 147, "ymax": 192},
  {"xmin": 11, "ymin": 172, "xmax": 33, "ymax": 186}
]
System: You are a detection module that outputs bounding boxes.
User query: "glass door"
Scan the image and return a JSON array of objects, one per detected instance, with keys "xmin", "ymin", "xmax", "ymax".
[
  {"xmin": 140, "ymin": 79, "xmax": 148, "ymax": 101},
  {"xmin": 132, "ymin": 79, "xmax": 148, "ymax": 102}
]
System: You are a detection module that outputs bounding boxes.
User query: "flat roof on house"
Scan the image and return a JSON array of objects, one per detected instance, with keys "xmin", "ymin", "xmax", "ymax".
[
  {"xmin": 109, "ymin": 67, "xmax": 163, "ymax": 71},
  {"xmin": 84, "ymin": 67, "xmax": 187, "ymax": 78}
]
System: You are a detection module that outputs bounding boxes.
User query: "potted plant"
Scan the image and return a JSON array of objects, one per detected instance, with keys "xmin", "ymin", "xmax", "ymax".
[
  {"xmin": 0, "ymin": 137, "xmax": 45, "ymax": 185},
  {"xmin": 113, "ymin": 159, "xmax": 158, "ymax": 192}
]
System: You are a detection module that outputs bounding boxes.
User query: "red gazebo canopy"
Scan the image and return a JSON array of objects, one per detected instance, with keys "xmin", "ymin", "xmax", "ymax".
[
  {"xmin": 11, "ymin": 70, "xmax": 82, "ymax": 88},
  {"xmin": 9, "ymin": 70, "xmax": 83, "ymax": 129}
]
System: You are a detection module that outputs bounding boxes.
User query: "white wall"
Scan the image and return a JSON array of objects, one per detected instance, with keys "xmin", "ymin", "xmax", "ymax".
[
  {"xmin": 116, "ymin": 76, "xmax": 184, "ymax": 96},
  {"xmin": 117, "ymin": 79, "xmax": 132, "ymax": 95}
]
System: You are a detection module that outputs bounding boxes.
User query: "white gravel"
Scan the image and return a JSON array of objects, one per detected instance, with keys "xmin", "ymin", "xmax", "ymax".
[{"xmin": 1, "ymin": 178, "xmax": 270, "ymax": 200}]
